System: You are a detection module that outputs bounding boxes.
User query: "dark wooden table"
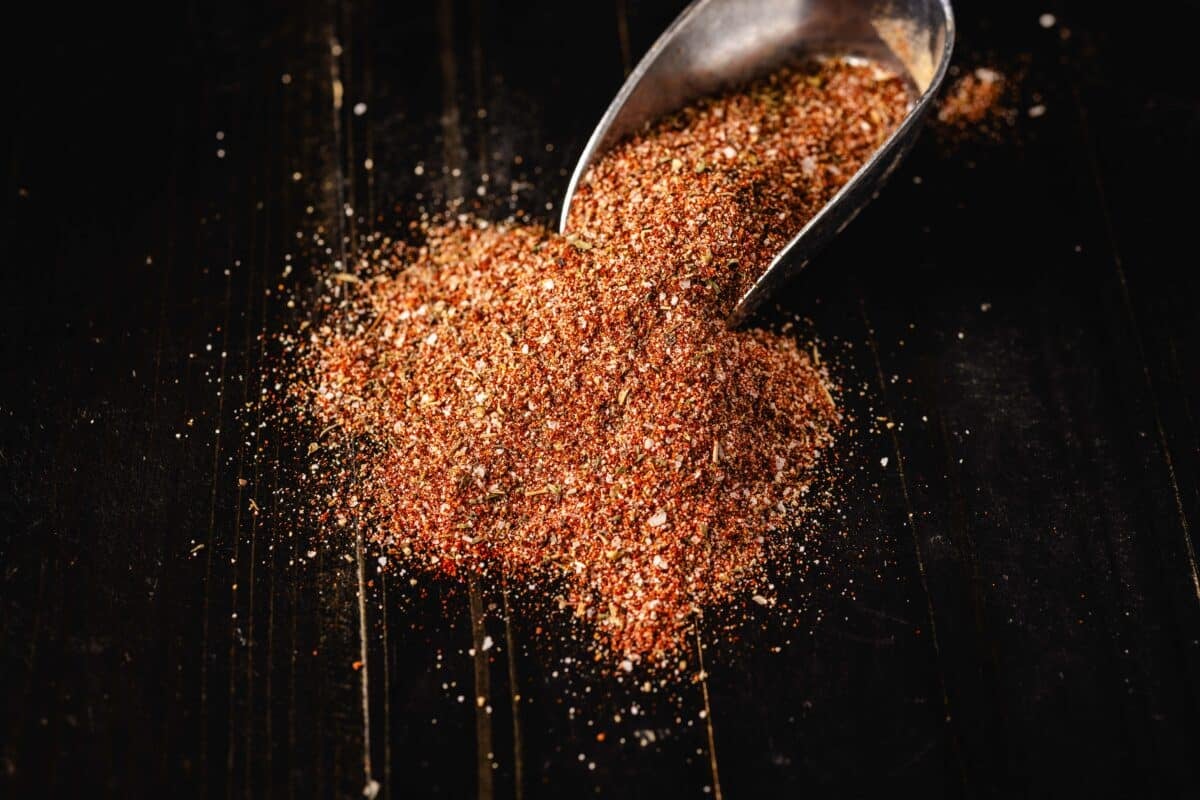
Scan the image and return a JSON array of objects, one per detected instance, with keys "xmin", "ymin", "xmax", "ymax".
[{"xmin": 2, "ymin": 1, "xmax": 1198, "ymax": 797}]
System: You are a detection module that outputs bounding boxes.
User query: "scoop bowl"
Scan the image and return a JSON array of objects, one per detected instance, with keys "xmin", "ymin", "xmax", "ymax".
[{"xmin": 559, "ymin": 0, "xmax": 955, "ymax": 325}]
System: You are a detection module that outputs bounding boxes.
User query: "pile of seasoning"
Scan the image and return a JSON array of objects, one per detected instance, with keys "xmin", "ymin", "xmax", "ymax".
[
  {"xmin": 935, "ymin": 66, "xmax": 1013, "ymax": 135},
  {"xmin": 290, "ymin": 57, "xmax": 910, "ymax": 666}
]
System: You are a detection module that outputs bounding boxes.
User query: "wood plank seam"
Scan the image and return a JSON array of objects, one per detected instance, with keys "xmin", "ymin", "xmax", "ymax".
[
  {"xmin": 859, "ymin": 299, "xmax": 971, "ymax": 795},
  {"xmin": 1065, "ymin": 79, "xmax": 1200, "ymax": 609}
]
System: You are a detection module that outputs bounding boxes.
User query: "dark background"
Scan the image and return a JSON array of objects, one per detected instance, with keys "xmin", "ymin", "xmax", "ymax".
[{"xmin": 2, "ymin": 0, "xmax": 1198, "ymax": 797}]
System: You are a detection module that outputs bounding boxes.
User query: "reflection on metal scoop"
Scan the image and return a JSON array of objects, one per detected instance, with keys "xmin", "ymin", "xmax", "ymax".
[{"xmin": 559, "ymin": 0, "xmax": 955, "ymax": 325}]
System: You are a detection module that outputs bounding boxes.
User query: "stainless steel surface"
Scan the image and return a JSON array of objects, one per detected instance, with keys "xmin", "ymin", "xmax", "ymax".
[{"xmin": 559, "ymin": 0, "xmax": 955, "ymax": 325}]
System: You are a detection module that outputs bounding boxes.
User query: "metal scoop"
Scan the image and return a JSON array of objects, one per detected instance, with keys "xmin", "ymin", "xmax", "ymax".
[{"xmin": 559, "ymin": 0, "xmax": 955, "ymax": 325}]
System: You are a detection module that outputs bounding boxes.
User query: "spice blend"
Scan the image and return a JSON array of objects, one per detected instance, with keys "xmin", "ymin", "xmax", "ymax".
[
  {"xmin": 935, "ymin": 66, "xmax": 1015, "ymax": 137},
  {"xmin": 289, "ymin": 58, "xmax": 911, "ymax": 665}
]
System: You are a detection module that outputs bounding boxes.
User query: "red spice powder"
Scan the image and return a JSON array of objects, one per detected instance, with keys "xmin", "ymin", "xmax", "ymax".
[
  {"xmin": 291, "ymin": 58, "xmax": 910, "ymax": 665},
  {"xmin": 568, "ymin": 58, "xmax": 911, "ymax": 302},
  {"xmin": 935, "ymin": 66, "xmax": 1013, "ymax": 133}
]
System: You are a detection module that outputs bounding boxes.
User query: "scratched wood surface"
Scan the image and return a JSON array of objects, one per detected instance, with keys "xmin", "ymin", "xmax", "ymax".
[{"xmin": 2, "ymin": 0, "xmax": 1198, "ymax": 797}]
